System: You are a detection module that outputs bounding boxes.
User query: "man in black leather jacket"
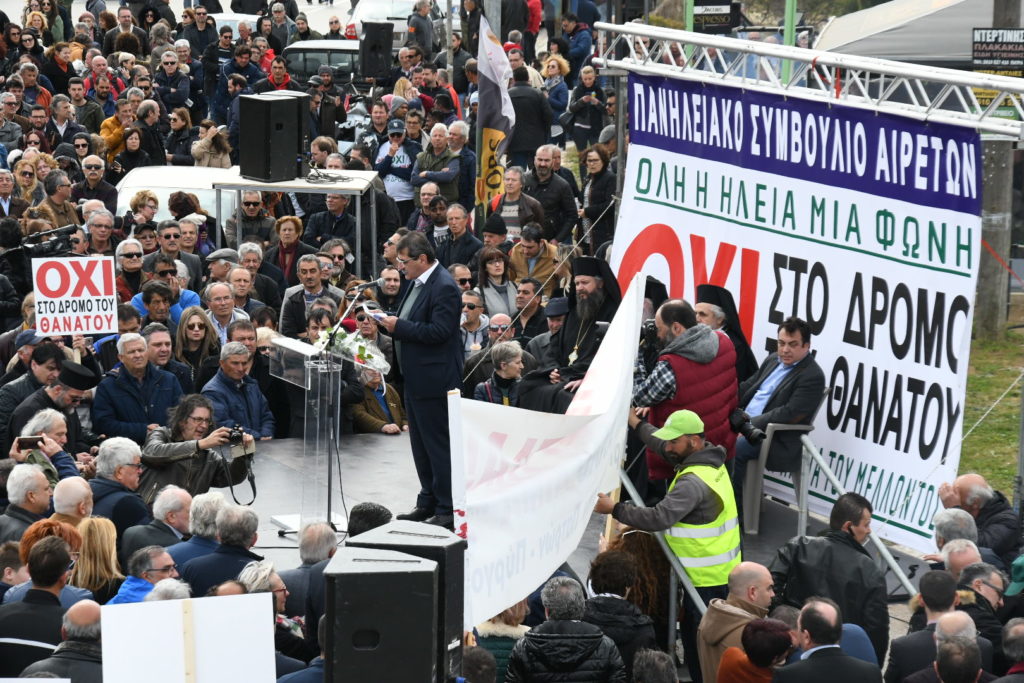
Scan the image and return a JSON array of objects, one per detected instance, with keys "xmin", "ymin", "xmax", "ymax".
[{"xmin": 769, "ymin": 491, "xmax": 889, "ymax": 664}]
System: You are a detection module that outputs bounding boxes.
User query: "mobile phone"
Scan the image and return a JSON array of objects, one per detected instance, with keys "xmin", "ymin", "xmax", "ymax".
[{"xmin": 16, "ymin": 436, "xmax": 42, "ymax": 450}]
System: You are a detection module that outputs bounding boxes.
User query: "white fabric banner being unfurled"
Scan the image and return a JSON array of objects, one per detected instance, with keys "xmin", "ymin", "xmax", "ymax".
[{"xmin": 450, "ymin": 275, "xmax": 644, "ymax": 628}]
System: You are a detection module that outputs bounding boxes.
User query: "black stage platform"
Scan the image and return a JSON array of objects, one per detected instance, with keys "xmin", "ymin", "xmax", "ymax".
[{"xmin": 225, "ymin": 434, "xmax": 928, "ymax": 607}]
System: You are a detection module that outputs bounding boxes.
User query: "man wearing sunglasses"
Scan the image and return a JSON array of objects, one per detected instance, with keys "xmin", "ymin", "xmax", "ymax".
[
  {"xmin": 460, "ymin": 313, "xmax": 538, "ymax": 396},
  {"xmin": 0, "ymin": 170, "xmax": 28, "ymax": 219},
  {"xmin": 71, "ymin": 155, "xmax": 117, "ymax": 214},
  {"xmin": 142, "ymin": 220, "xmax": 203, "ymax": 292},
  {"xmin": 40, "ymin": 172, "xmax": 80, "ymax": 229},
  {"xmin": 9, "ymin": 361, "xmax": 102, "ymax": 464}
]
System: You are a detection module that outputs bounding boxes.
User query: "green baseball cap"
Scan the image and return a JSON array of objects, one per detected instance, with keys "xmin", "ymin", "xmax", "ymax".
[
  {"xmin": 651, "ymin": 410, "xmax": 705, "ymax": 440},
  {"xmin": 1007, "ymin": 555, "xmax": 1024, "ymax": 597}
]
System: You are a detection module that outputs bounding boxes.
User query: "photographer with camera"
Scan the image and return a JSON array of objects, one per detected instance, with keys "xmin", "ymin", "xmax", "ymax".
[
  {"xmin": 140, "ymin": 394, "xmax": 255, "ymax": 504},
  {"xmin": 632, "ymin": 299, "xmax": 739, "ymax": 503},
  {"xmin": 729, "ymin": 316, "xmax": 825, "ymax": 507}
]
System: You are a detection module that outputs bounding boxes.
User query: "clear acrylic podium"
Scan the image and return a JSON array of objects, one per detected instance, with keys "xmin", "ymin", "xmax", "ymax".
[{"xmin": 267, "ymin": 336, "xmax": 349, "ymax": 532}]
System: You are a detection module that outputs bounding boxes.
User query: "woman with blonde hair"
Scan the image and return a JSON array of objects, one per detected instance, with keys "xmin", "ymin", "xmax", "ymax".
[
  {"xmin": 70, "ymin": 517, "xmax": 125, "ymax": 604},
  {"xmin": 34, "ymin": 152, "xmax": 57, "ymax": 183},
  {"xmin": 13, "ymin": 157, "xmax": 43, "ymax": 205},
  {"xmin": 23, "ymin": 12, "xmax": 49, "ymax": 46},
  {"xmin": 191, "ymin": 119, "xmax": 231, "ymax": 168},
  {"xmin": 475, "ymin": 598, "xmax": 530, "ymax": 683},
  {"xmin": 175, "ymin": 305, "xmax": 221, "ymax": 373},
  {"xmin": 543, "ymin": 54, "xmax": 570, "ymax": 143}
]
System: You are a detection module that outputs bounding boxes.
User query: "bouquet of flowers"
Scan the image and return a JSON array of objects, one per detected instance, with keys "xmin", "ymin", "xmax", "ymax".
[{"xmin": 312, "ymin": 319, "xmax": 392, "ymax": 375}]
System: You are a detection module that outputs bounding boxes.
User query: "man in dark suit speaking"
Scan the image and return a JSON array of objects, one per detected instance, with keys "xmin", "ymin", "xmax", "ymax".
[
  {"xmin": 774, "ymin": 598, "xmax": 882, "ymax": 682},
  {"xmin": 377, "ymin": 232, "xmax": 463, "ymax": 530},
  {"xmin": 732, "ymin": 316, "xmax": 826, "ymax": 489}
]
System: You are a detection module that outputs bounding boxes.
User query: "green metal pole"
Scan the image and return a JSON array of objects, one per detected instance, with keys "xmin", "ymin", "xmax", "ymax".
[
  {"xmin": 781, "ymin": 0, "xmax": 796, "ymax": 81},
  {"xmin": 686, "ymin": 0, "xmax": 694, "ymax": 32}
]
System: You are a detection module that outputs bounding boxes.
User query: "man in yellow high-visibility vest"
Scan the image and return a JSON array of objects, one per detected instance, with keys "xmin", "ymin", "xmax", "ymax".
[{"xmin": 595, "ymin": 408, "xmax": 740, "ymax": 683}]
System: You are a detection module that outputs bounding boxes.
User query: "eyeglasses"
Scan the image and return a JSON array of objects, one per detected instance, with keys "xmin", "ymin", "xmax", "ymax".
[
  {"xmin": 187, "ymin": 322, "xmax": 206, "ymax": 330},
  {"xmin": 355, "ymin": 314, "xmax": 373, "ymax": 322},
  {"xmin": 92, "ymin": 223, "xmax": 113, "ymax": 229},
  {"xmin": 122, "ymin": 462, "xmax": 144, "ymax": 470},
  {"xmin": 242, "ymin": 201, "xmax": 261, "ymax": 207},
  {"xmin": 330, "ymin": 20, "xmax": 340, "ymax": 24},
  {"xmin": 981, "ymin": 580, "xmax": 1006, "ymax": 600},
  {"xmin": 157, "ymin": 269, "xmax": 177, "ymax": 277},
  {"xmin": 388, "ymin": 133, "xmax": 404, "ymax": 138},
  {"xmin": 145, "ymin": 204, "xmax": 158, "ymax": 210},
  {"xmin": 395, "ymin": 255, "xmax": 412, "ymax": 264},
  {"xmin": 147, "ymin": 564, "xmax": 179, "ymax": 574},
  {"xmin": 462, "ymin": 302, "xmax": 478, "ymax": 310},
  {"xmin": 69, "ymin": 237, "xmax": 81, "ymax": 245},
  {"xmin": 186, "ymin": 415, "xmax": 211, "ymax": 424},
  {"xmin": 195, "ymin": 10, "xmax": 207, "ymax": 15},
  {"xmin": 489, "ymin": 324, "xmax": 511, "ymax": 331}
]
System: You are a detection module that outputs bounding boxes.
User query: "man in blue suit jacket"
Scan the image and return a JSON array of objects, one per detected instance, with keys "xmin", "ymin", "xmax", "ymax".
[{"xmin": 378, "ymin": 232, "xmax": 463, "ymax": 530}]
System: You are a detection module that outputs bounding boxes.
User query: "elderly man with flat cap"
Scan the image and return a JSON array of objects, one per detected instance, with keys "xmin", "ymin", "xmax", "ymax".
[
  {"xmin": 10, "ymin": 362, "xmax": 102, "ymax": 467},
  {"xmin": 595, "ymin": 408, "xmax": 740, "ymax": 683},
  {"xmin": 519, "ymin": 256, "xmax": 620, "ymax": 413}
]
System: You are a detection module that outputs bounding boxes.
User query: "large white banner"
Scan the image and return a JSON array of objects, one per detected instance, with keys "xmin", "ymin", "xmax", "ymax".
[
  {"xmin": 451, "ymin": 275, "xmax": 644, "ymax": 627},
  {"xmin": 609, "ymin": 74, "xmax": 982, "ymax": 554}
]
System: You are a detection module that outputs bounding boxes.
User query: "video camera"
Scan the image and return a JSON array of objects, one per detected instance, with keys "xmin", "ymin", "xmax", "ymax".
[{"xmin": 22, "ymin": 224, "xmax": 79, "ymax": 258}]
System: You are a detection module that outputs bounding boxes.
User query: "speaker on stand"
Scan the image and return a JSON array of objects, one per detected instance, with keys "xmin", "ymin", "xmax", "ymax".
[
  {"xmin": 238, "ymin": 90, "xmax": 311, "ymax": 182},
  {"xmin": 346, "ymin": 520, "xmax": 467, "ymax": 681},
  {"xmin": 360, "ymin": 22, "xmax": 395, "ymax": 81},
  {"xmin": 323, "ymin": 546, "xmax": 439, "ymax": 682}
]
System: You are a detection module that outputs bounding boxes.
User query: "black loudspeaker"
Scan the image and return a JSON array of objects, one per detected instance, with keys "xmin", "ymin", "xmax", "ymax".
[
  {"xmin": 324, "ymin": 547, "xmax": 438, "ymax": 682},
  {"xmin": 360, "ymin": 22, "xmax": 394, "ymax": 80},
  {"xmin": 347, "ymin": 521, "xmax": 467, "ymax": 682},
  {"xmin": 238, "ymin": 91, "xmax": 311, "ymax": 182}
]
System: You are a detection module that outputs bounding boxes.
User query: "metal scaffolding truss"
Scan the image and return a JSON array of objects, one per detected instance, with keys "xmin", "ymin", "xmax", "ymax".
[{"xmin": 592, "ymin": 22, "xmax": 1024, "ymax": 138}]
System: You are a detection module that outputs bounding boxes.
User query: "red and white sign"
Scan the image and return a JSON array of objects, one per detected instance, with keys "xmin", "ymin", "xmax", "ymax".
[{"xmin": 32, "ymin": 257, "xmax": 117, "ymax": 335}]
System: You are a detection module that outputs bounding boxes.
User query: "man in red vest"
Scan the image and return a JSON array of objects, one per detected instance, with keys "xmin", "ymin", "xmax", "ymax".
[{"xmin": 633, "ymin": 299, "xmax": 738, "ymax": 501}]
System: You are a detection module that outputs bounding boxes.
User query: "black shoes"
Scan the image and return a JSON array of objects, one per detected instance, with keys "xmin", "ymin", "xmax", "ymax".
[
  {"xmin": 396, "ymin": 507, "xmax": 434, "ymax": 522},
  {"xmin": 425, "ymin": 514, "xmax": 454, "ymax": 531}
]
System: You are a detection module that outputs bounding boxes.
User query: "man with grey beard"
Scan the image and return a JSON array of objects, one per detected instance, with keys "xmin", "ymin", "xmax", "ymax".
[{"xmin": 519, "ymin": 256, "xmax": 621, "ymax": 413}]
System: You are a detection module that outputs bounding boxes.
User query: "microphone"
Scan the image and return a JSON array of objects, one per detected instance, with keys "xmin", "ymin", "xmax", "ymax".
[{"xmin": 354, "ymin": 278, "xmax": 384, "ymax": 291}]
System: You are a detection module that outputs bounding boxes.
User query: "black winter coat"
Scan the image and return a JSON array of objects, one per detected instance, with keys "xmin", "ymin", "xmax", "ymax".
[
  {"xmin": 975, "ymin": 491, "xmax": 1021, "ymax": 567},
  {"xmin": 165, "ymin": 126, "xmax": 198, "ymax": 166},
  {"xmin": 505, "ymin": 619, "xmax": 627, "ymax": 682},
  {"xmin": 508, "ymin": 82, "xmax": 553, "ymax": 153},
  {"xmin": 580, "ymin": 167, "xmax": 616, "ymax": 250},
  {"xmin": 582, "ymin": 596, "xmax": 656, "ymax": 679},
  {"xmin": 770, "ymin": 530, "xmax": 889, "ymax": 664},
  {"xmin": 959, "ymin": 588, "xmax": 1008, "ymax": 674},
  {"xmin": 20, "ymin": 640, "xmax": 103, "ymax": 682}
]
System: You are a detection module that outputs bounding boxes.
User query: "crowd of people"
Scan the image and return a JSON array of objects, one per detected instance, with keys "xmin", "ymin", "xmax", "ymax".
[{"xmin": 0, "ymin": 1, "xmax": 1014, "ymax": 682}]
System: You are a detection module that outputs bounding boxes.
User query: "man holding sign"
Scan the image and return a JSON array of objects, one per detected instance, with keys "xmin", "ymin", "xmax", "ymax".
[{"xmin": 595, "ymin": 409, "xmax": 739, "ymax": 683}]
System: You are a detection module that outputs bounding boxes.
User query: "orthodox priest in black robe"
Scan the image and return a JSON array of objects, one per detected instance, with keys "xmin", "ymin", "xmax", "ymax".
[
  {"xmin": 695, "ymin": 283, "xmax": 759, "ymax": 382},
  {"xmin": 518, "ymin": 256, "xmax": 621, "ymax": 413}
]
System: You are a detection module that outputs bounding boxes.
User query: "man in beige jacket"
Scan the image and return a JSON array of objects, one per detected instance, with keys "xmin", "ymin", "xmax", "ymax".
[{"xmin": 697, "ymin": 561, "xmax": 776, "ymax": 682}]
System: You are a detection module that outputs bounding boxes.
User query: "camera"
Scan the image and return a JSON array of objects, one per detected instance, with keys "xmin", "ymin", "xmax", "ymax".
[
  {"xmin": 729, "ymin": 409, "xmax": 766, "ymax": 445},
  {"xmin": 640, "ymin": 318, "xmax": 658, "ymax": 347},
  {"xmin": 228, "ymin": 425, "xmax": 245, "ymax": 446}
]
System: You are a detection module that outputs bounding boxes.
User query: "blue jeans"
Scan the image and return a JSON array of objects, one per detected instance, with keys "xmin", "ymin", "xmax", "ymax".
[{"xmin": 730, "ymin": 436, "xmax": 760, "ymax": 521}]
